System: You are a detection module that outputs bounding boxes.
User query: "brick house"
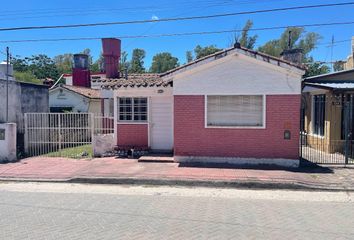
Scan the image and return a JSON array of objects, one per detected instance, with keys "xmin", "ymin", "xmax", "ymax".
[{"xmin": 102, "ymin": 45, "xmax": 305, "ymax": 167}]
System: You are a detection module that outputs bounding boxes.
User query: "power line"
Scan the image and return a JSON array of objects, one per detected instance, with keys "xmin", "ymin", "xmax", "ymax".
[
  {"xmin": 1, "ymin": 20, "xmax": 354, "ymax": 43},
  {"xmin": 1, "ymin": 2, "xmax": 354, "ymax": 32}
]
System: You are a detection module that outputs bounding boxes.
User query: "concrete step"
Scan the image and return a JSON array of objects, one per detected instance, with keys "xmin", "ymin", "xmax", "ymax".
[{"xmin": 138, "ymin": 155, "xmax": 175, "ymax": 163}]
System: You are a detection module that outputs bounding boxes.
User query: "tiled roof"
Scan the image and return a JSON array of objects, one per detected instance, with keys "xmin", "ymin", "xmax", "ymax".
[
  {"xmin": 52, "ymin": 84, "xmax": 101, "ymax": 99},
  {"xmin": 100, "ymin": 73, "xmax": 172, "ymax": 89}
]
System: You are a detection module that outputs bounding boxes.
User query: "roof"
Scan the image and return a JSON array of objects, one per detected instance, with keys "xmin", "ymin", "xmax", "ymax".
[
  {"xmin": 161, "ymin": 45, "xmax": 306, "ymax": 77},
  {"xmin": 100, "ymin": 73, "xmax": 171, "ymax": 89},
  {"xmin": 101, "ymin": 45, "xmax": 305, "ymax": 89},
  {"xmin": 304, "ymin": 68, "xmax": 354, "ymax": 82},
  {"xmin": 304, "ymin": 81, "xmax": 354, "ymax": 90},
  {"xmin": 51, "ymin": 84, "xmax": 101, "ymax": 99}
]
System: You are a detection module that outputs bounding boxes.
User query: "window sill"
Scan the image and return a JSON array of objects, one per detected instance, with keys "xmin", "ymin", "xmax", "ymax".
[
  {"xmin": 117, "ymin": 121, "xmax": 148, "ymax": 125},
  {"xmin": 205, "ymin": 125, "xmax": 266, "ymax": 129}
]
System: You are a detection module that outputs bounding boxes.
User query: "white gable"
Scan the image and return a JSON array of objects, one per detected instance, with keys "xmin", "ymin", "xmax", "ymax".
[
  {"xmin": 49, "ymin": 87, "xmax": 89, "ymax": 112},
  {"xmin": 171, "ymin": 52, "xmax": 303, "ymax": 95}
]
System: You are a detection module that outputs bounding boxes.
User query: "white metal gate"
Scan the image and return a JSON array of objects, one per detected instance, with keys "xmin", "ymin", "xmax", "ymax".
[
  {"xmin": 24, "ymin": 113, "xmax": 114, "ymax": 158},
  {"xmin": 24, "ymin": 113, "xmax": 94, "ymax": 157}
]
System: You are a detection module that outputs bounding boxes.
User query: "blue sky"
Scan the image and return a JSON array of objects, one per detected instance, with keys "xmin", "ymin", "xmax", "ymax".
[{"xmin": 0, "ymin": 0, "xmax": 353, "ymax": 69}]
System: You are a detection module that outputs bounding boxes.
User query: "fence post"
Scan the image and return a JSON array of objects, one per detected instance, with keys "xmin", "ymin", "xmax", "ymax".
[
  {"xmin": 24, "ymin": 113, "xmax": 28, "ymax": 155},
  {"xmin": 91, "ymin": 113, "xmax": 95, "ymax": 156},
  {"xmin": 344, "ymin": 102, "xmax": 350, "ymax": 165},
  {"xmin": 58, "ymin": 114, "xmax": 61, "ymax": 155}
]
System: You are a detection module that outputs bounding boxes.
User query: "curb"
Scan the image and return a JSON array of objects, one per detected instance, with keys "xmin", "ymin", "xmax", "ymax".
[{"xmin": 0, "ymin": 177, "xmax": 353, "ymax": 192}]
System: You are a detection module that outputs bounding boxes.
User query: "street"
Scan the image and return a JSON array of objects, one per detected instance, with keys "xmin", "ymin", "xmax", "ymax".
[{"xmin": 0, "ymin": 183, "xmax": 353, "ymax": 240}]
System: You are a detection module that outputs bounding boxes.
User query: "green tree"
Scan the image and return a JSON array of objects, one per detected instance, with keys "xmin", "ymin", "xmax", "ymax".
[
  {"xmin": 194, "ymin": 45, "xmax": 221, "ymax": 59},
  {"xmin": 303, "ymin": 57, "xmax": 330, "ymax": 78},
  {"xmin": 14, "ymin": 71, "xmax": 42, "ymax": 84},
  {"xmin": 231, "ymin": 20, "xmax": 258, "ymax": 49},
  {"xmin": 258, "ymin": 27, "xmax": 321, "ymax": 60},
  {"xmin": 53, "ymin": 53, "xmax": 73, "ymax": 75},
  {"xmin": 120, "ymin": 51, "xmax": 130, "ymax": 72},
  {"xmin": 90, "ymin": 53, "xmax": 104, "ymax": 73},
  {"xmin": 186, "ymin": 51, "xmax": 193, "ymax": 63},
  {"xmin": 150, "ymin": 52, "xmax": 179, "ymax": 73},
  {"xmin": 129, "ymin": 49, "xmax": 146, "ymax": 73},
  {"xmin": 333, "ymin": 61, "xmax": 345, "ymax": 72},
  {"xmin": 12, "ymin": 55, "xmax": 60, "ymax": 80}
]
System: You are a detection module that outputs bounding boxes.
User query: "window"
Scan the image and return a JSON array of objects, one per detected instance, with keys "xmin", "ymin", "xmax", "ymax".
[
  {"xmin": 206, "ymin": 95, "xmax": 264, "ymax": 127},
  {"xmin": 118, "ymin": 97, "xmax": 147, "ymax": 122},
  {"xmin": 312, "ymin": 94, "xmax": 325, "ymax": 136}
]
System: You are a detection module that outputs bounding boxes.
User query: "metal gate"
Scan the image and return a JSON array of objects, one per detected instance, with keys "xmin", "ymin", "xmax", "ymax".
[
  {"xmin": 300, "ymin": 93, "xmax": 354, "ymax": 165},
  {"xmin": 24, "ymin": 113, "xmax": 114, "ymax": 158},
  {"xmin": 25, "ymin": 113, "xmax": 94, "ymax": 157}
]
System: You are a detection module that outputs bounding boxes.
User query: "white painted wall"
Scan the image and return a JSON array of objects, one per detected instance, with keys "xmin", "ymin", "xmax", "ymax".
[
  {"xmin": 49, "ymin": 87, "xmax": 90, "ymax": 112},
  {"xmin": 0, "ymin": 123, "xmax": 17, "ymax": 162},
  {"xmin": 172, "ymin": 53, "xmax": 303, "ymax": 96}
]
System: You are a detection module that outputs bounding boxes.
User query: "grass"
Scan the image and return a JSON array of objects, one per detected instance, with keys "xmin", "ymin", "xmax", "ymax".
[{"xmin": 43, "ymin": 144, "xmax": 93, "ymax": 159}]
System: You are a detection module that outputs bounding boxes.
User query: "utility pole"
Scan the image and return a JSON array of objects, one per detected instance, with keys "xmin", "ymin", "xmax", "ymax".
[
  {"xmin": 6, "ymin": 47, "xmax": 9, "ymax": 122},
  {"xmin": 330, "ymin": 35, "xmax": 334, "ymax": 72}
]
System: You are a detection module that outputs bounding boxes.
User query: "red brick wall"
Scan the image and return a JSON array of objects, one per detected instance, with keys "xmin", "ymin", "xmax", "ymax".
[
  {"xmin": 116, "ymin": 124, "xmax": 148, "ymax": 148},
  {"xmin": 174, "ymin": 95, "xmax": 300, "ymax": 159}
]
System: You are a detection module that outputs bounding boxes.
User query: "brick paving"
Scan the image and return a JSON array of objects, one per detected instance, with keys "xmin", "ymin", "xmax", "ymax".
[
  {"xmin": 0, "ymin": 186, "xmax": 353, "ymax": 239},
  {"xmin": 0, "ymin": 157, "xmax": 354, "ymax": 190}
]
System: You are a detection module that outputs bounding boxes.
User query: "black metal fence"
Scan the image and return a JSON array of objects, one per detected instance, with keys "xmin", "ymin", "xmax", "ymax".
[{"xmin": 300, "ymin": 93, "xmax": 354, "ymax": 165}]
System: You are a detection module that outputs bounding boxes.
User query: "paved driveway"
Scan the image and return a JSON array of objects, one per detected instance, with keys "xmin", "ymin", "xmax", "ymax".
[{"xmin": 0, "ymin": 183, "xmax": 353, "ymax": 239}]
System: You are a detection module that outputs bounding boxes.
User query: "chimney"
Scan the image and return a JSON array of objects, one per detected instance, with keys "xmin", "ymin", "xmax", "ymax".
[
  {"xmin": 102, "ymin": 38, "xmax": 121, "ymax": 79},
  {"xmin": 72, "ymin": 54, "xmax": 91, "ymax": 87},
  {"xmin": 280, "ymin": 48, "xmax": 303, "ymax": 65}
]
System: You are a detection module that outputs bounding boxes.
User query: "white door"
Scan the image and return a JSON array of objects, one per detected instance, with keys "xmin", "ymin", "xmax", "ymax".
[{"xmin": 150, "ymin": 96, "xmax": 173, "ymax": 151}]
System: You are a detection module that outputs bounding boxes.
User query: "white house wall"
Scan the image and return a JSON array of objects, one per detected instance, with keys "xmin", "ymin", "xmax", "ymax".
[
  {"xmin": 172, "ymin": 53, "xmax": 303, "ymax": 96},
  {"xmin": 49, "ymin": 88, "xmax": 90, "ymax": 112}
]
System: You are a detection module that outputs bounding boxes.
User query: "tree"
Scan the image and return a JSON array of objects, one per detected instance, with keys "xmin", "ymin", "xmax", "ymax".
[
  {"xmin": 129, "ymin": 49, "xmax": 146, "ymax": 73},
  {"xmin": 303, "ymin": 57, "xmax": 330, "ymax": 78},
  {"xmin": 258, "ymin": 27, "xmax": 321, "ymax": 60},
  {"xmin": 14, "ymin": 71, "xmax": 41, "ymax": 84},
  {"xmin": 333, "ymin": 61, "xmax": 345, "ymax": 72},
  {"xmin": 231, "ymin": 20, "xmax": 258, "ymax": 49},
  {"xmin": 53, "ymin": 53, "xmax": 73, "ymax": 75},
  {"xmin": 90, "ymin": 53, "xmax": 104, "ymax": 73},
  {"xmin": 194, "ymin": 45, "xmax": 221, "ymax": 59},
  {"xmin": 186, "ymin": 51, "xmax": 193, "ymax": 63},
  {"xmin": 12, "ymin": 54, "xmax": 60, "ymax": 81},
  {"xmin": 120, "ymin": 51, "xmax": 130, "ymax": 73},
  {"xmin": 150, "ymin": 52, "xmax": 179, "ymax": 73}
]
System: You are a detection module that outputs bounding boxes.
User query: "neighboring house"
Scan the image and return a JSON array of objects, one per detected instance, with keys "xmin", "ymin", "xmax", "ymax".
[
  {"xmin": 63, "ymin": 72, "xmax": 107, "ymax": 90},
  {"xmin": 102, "ymin": 45, "xmax": 305, "ymax": 167},
  {"xmin": 302, "ymin": 69, "xmax": 354, "ymax": 155},
  {"xmin": 49, "ymin": 84, "xmax": 103, "ymax": 114},
  {"xmin": 0, "ymin": 62, "xmax": 49, "ymax": 153}
]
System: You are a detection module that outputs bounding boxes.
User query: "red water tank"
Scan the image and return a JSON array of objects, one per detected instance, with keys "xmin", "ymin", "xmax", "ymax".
[
  {"xmin": 102, "ymin": 38, "xmax": 121, "ymax": 79},
  {"xmin": 72, "ymin": 54, "xmax": 91, "ymax": 87}
]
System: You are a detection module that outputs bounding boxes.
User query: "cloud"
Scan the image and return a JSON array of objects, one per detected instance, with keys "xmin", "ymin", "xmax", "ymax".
[{"xmin": 151, "ymin": 15, "xmax": 159, "ymax": 21}]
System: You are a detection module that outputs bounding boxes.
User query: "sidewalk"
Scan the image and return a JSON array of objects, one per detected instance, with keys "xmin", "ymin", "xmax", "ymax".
[{"xmin": 0, "ymin": 157, "xmax": 354, "ymax": 191}]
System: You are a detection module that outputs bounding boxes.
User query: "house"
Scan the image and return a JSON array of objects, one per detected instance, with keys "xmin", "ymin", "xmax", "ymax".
[
  {"xmin": 49, "ymin": 84, "xmax": 102, "ymax": 114},
  {"xmin": 0, "ymin": 61, "xmax": 49, "ymax": 155},
  {"xmin": 302, "ymin": 69, "xmax": 354, "ymax": 157},
  {"xmin": 101, "ymin": 43, "xmax": 305, "ymax": 167}
]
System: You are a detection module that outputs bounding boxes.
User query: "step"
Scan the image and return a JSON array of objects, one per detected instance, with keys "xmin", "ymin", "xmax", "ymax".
[{"xmin": 138, "ymin": 155, "xmax": 175, "ymax": 163}]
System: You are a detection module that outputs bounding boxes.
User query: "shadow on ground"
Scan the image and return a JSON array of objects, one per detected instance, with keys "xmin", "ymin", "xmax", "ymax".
[{"xmin": 178, "ymin": 160, "xmax": 334, "ymax": 174}]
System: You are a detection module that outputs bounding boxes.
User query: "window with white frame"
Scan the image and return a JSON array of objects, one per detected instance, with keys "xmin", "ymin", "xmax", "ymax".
[
  {"xmin": 206, "ymin": 95, "xmax": 264, "ymax": 127},
  {"xmin": 118, "ymin": 97, "xmax": 147, "ymax": 122}
]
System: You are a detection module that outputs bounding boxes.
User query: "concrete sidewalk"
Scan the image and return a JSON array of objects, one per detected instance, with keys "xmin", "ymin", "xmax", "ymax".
[{"xmin": 0, "ymin": 157, "xmax": 354, "ymax": 191}]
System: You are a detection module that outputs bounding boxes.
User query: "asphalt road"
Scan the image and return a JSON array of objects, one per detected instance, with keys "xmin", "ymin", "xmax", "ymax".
[{"xmin": 0, "ymin": 183, "xmax": 353, "ymax": 240}]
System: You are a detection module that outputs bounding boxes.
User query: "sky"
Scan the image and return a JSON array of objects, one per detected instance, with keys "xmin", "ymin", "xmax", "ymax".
[{"xmin": 0, "ymin": 0, "xmax": 353, "ymax": 70}]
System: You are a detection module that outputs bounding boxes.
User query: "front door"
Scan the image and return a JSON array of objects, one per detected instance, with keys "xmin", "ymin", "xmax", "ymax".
[{"xmin": 150, "ymin": 96, "xmax": 173, "ymax": 152}]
